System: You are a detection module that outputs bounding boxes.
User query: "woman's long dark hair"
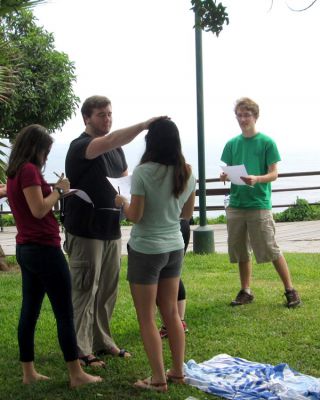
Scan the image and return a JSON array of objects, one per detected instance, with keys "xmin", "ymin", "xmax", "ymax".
[
  {"xmin": 6, "ymin": 124, "xmax": 53, "ymax": 178},
  {"xmin": 140, "ymin": 118, "xmax": 190, "ymax": 198}
]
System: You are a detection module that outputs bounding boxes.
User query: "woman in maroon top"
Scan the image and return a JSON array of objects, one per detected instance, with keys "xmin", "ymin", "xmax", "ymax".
[{"xmin": 6, "ymin": 124, "xmax": 102, "ymax": 387}]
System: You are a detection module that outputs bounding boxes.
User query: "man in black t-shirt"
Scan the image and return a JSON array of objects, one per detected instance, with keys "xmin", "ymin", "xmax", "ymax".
[{"xmin": 64, "ymin": 95, "xmax": 162, "ymax": 367}]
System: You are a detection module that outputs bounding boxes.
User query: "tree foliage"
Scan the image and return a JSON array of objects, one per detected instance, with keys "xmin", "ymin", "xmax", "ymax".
[
  {"xmin": 190, "ymin": 0, "xmax": 229, "ymax": 37},
  {"xmin": 0, "ymin": 1, "xmax": 46, "ymax": 103},
  {"xmin": 0, "ymin": 1, "xmax": 47, "ymax": 181},
  {"xmin": 0, "ymin": 9, "xmax": 79, "ymax": 139},
  {"xmin": 0, "ymin": 0, "xmax": 46, "ymax": 17}
]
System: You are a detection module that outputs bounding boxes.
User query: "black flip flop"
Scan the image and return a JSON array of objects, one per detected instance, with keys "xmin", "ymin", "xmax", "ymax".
[
  {"xmin": 79, "ymin": 355, "xmax": 106, "ymax": 368},
  {"xmin": 118, "ymin": 348, "xmax": 131, "ymax": 357},
  {"xmin": 95, "ymin": 348, "xmax": 131, "ymax": 357}
]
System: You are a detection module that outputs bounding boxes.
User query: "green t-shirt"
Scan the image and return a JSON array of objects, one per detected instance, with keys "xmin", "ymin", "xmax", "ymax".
[
  {"xmin": 128, "ymin": 162, "xmax": 196, "ymax": 254},
  {"xmin": 220, "ymin": 132, "xmax": 281, "ymax": 209}
]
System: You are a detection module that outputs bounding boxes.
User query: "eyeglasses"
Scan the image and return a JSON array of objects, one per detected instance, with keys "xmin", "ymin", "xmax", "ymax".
[{"xmin": 236, "ymin": 113, "xmax": 254, "ymax": 120}]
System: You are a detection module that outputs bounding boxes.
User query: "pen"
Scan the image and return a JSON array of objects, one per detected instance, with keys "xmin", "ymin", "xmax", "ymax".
[
  {"xmin": 54, "ymin": 171, "xmax": 63, "ymax": 180},
  {"xmin": 117, "ymin": 186, "xmax": 120, "ymax": 195}
]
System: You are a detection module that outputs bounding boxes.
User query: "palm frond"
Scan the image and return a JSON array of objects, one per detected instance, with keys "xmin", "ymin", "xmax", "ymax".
[
  {"xmin": 0, "ymin": 140, "xmax": 8, "ymax": 182},
  {"xmin": 0, "ymin": 37, "xmax": 21, "ymax": 102},
  {"xmin": 0, "ymin": 0, "xmax": 46, "ymax": 17},
  {"xmin": 0, "ymin": 66, "xmax": 18, "ymax": 102}
]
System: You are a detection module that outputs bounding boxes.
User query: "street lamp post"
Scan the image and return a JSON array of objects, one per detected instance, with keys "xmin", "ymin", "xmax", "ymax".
[{"xmin": 193, "ymin": 10, "xmax": 214, "ymax": 254}]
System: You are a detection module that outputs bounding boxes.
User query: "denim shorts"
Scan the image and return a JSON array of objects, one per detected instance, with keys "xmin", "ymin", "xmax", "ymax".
[{"xmin": 127, "ymin": 246, "xmax": 184, "ymax": 284}]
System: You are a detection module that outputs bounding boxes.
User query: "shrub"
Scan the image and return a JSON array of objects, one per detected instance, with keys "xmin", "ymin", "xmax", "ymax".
[
  {"xmin": 274, "ymin": 198, "xmax": 319, "ymax": 222},
  {"xmin": 311, "ymin": 203, "xmax": 320, "ymax": 219},
  {"xmin": 0, "ymin": 213, "xmax": 15, "ymax": 226},
  {"xmin": 213, "ymin": 214, "xmax": 227, "ymax": 224},
  {"xmin": 120, "ymin": 219, "xmax": 133, "ymax": 226},
  {"xmin": 192, "ymin": 214, "xmax": 226, "ymax": 225}
]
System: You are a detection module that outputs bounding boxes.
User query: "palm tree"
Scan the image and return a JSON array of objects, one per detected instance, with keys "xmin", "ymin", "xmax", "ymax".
[
  {"xmin": 0, "ymin": 1, "xmax": 46, "ymax": 100},
  {"xmin": 0, "ymin": 0, "xmax": 46, "ymax": 17},
  {"xmin": 0, "ymin": 0, "xmax": 46, "ymax": 180}
]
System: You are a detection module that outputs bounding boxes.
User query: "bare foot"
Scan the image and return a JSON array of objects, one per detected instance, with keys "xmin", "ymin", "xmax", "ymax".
[
  {"xmin": 23, "ymin": 373, "xmax": 50, "ymax": 385},
  {"xmin": 70, "ymin": 371, "xmax": 103, "ymax": 388},
  {"xmin": 134, "ymin": 377, "xmax": 167, "ymax": 392}
]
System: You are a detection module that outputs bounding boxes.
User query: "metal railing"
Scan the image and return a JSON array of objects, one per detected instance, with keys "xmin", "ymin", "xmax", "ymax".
[
  {"xmin": 1, "ymin": 172, "xmax": 319, "ymax": 228},
  {"xmin": 194, "ymin": 170, "xmax": 320, "ymax": 212}
]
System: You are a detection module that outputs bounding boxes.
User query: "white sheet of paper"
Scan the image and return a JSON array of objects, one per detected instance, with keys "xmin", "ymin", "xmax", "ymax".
[
  {"xmin": 74, "ymin": 189, "xmax": 93, "ymax": 204},
  {"xmin": 221, "ymin": 164, "xmax": 249, "ymax": 186},
  {"xmin": 60, "ymin": 188, "xmax": 93, "ymax": 205},
  {"xmin": 57, "ymin": 188, "xmax": 94, "ymax": 205},
  {"xmin": 107, "ymin": 175, "xmax": 132, "ymax": 201}
]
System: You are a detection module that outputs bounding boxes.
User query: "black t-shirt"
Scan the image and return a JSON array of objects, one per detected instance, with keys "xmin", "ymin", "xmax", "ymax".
[{"xmin": 64, "ymin": 132, "xmax": 128, "ymax": 240}]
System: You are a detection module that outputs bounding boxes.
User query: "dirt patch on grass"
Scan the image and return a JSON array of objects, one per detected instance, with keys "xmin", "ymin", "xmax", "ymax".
[{"xmin": 0, "ymin": 263, "xmax": 20, "ymax": 273}]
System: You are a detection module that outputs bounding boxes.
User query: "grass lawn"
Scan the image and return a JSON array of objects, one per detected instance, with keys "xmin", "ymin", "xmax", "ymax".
[{"xmin": 0, "ymin": 252, "xmax": 319, "ymax": 400}]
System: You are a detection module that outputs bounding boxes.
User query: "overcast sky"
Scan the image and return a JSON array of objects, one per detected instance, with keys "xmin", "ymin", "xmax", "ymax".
[{"xmin": 32, "ymin": 0, "xmax": 320, "ymax": 183}]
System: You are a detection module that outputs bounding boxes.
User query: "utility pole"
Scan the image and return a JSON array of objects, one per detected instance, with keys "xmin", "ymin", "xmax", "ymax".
[{"xmin": 192, "ymin": 10, "xmax": 214, "ymax": 254}]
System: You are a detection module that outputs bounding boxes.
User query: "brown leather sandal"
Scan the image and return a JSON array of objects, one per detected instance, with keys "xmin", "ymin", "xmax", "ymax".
[
  {"xmin": 166, "ymin": 370, "xmax": 185, "ymax": 384},
  {"xmin": 134, "ymin": 377, "xmax": 168, "ymax": 392}
]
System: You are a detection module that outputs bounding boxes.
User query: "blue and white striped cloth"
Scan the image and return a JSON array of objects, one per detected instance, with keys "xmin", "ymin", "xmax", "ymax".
[{"xmin": 184, "ymin": 354, "xmax": 320, "ymax": 399}]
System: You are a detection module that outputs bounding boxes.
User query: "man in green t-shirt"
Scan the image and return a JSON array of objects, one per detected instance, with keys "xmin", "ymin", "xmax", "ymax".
[{"xmin": 220, "ymin": 97, "xmax": 301, "ymax": 308}]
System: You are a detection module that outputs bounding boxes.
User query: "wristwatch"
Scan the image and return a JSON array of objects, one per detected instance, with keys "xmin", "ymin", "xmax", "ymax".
[{"xmin": 54, "ymin": 187, "xmax": 64, "ymax": 197}]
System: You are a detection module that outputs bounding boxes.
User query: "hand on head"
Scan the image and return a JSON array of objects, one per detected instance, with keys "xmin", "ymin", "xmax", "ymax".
[{"xmin": 143, "ymin": 116, "xmax": 169, "ymax": 130}]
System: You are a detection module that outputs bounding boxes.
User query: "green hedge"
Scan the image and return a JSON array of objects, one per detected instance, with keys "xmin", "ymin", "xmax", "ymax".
[
  {"xmin": 194, "ymin": 198, "xmax": 320, "ymax": 225},
  {"xmin": 273, "ymin": 198, "xmax": 320, "ymax": 222},
  {"xmin": 0, "ymin": 214, "xmax": 15, "ymax": 226}
]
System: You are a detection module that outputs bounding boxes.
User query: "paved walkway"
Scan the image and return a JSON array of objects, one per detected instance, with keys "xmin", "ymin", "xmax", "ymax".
[{"xmin": 1, "ymin": 220, "xmax": 319, "ymax": 255}]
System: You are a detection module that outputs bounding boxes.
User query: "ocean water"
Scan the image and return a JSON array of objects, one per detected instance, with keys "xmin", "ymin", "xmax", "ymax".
[
  {"xmin": 3, "ymin": 177, "xmax": 317, "ymax": 217},
  {"xmin": 122, "ymin": 140, "xmax": 319, "ymax": 218},
  {"xmin": 2, "ymin": 140, "xmax": 319, "ymax": 218}
]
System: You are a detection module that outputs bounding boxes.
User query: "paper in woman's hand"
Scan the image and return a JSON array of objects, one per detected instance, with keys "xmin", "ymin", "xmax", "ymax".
[{"xmin": 107, "ymin": 175, "xmax": 132, "ymax": 201}]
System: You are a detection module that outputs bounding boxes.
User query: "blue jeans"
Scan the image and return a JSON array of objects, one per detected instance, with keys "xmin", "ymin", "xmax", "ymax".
[{"xmin": 16, "ymin": 244, "xmax": 78, "ymax": 362}]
